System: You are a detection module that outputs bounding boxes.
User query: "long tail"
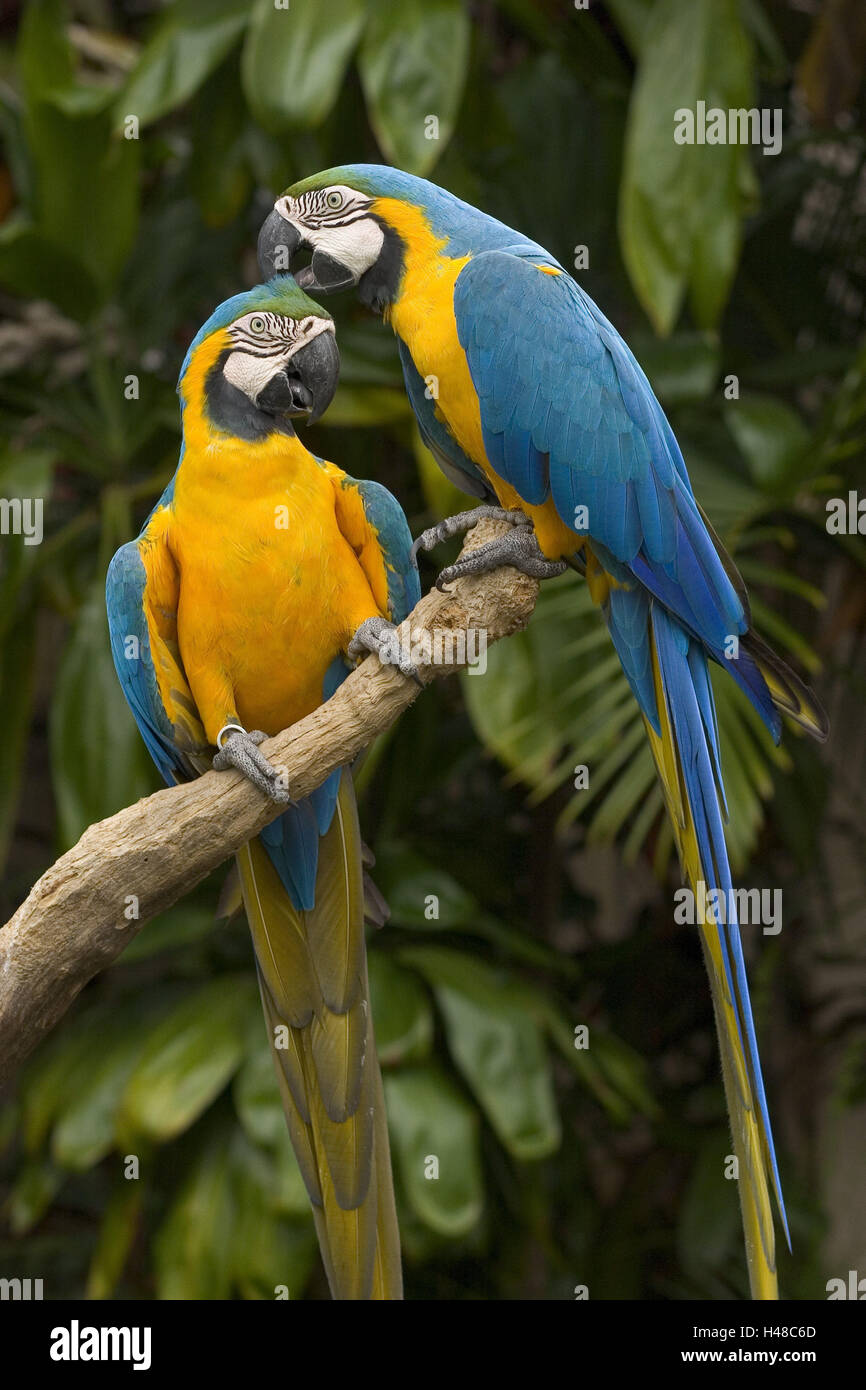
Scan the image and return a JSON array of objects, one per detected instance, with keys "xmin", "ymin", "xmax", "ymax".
[
  {"xmin": 236, "ymin": 770, "xmax": 402, "ymax": 1300},
  {"xmin": 644, "ymin": 605, "xmax": 787, "ymax": 1300}
]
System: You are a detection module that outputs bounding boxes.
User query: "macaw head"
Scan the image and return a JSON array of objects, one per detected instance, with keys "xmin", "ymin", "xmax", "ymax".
[
  {"xmin": 257, "ymin": 164, "xmax": 491, "ymax": 312},
  {"xmin": 180, "ymin": 277, "xmax": 340, "ymax": 434}
]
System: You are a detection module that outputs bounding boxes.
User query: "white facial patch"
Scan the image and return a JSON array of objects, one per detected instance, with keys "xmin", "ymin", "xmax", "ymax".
[
  {"xmin": 275, "ymin": 186, "xmax": 385, "ymax": 280},
  {"xmin": 223, "ymin": 348, "xmax": 284, "ymax": 403},
  {"xmin": 308, "ymin": 217, "xmax": 385, "ymax": 277}
]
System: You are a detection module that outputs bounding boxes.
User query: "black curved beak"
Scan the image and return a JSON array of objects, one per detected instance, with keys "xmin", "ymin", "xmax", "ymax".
[
  {"xmin": 256, "ymin": 328, "xmax": 340, "ymax": 426},
  {"xmin": 257, "ymin": 209, "xmax": 300, "ymax": 279},
  {"xmin": 257, "ymin": 207, "xmax": 357, "ymax": 295}
]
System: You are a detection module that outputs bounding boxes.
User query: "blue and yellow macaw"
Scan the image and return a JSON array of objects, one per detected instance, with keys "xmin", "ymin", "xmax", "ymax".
[
  {"xmin": 106, "ymin": 276, "xmax": 421, "ymax": 1300},
  {"xmin": 259, "ymin": 167, "xmax": 829, "ymax": 1299}
]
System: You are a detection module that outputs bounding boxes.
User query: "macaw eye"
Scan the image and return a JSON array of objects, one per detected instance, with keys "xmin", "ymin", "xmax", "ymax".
[
  {"xmin": 249, "ymin": 316, "xmax": 266, "ymax": 334},
  {"xmin": 326, "ymin": 190, "xmax": 344, "ymax": 210}
]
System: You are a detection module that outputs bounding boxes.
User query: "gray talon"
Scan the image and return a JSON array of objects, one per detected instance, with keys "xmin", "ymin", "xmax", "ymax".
[
  {"xmin": 213, "ymin": 727, "xmax": 292, "ymax": 803},
  {"xmin": 349, "ymin": 616, "xmax": 424, "ymax": 686},
  {"xmin": 410, "ymin": 506, "xmax": 529, "ymax": 564},
  {"xmin": 435, "ymin": 525, "xmax": 568, "ymax": 590}
]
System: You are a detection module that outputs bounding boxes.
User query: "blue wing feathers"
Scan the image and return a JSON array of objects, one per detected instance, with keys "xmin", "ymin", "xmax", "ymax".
[
  {"xmin": 106, "ymin": 539, "xmax": 191, "ymax": 787},
  {"xmin": 453, "ymin": 252, "xmax": 770, "ymax": 727}
]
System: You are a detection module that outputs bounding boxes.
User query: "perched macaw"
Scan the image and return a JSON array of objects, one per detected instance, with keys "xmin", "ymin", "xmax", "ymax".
[
  {"xmin": 106, "ymin": 276, "xmax": 420, "ymax": 1300},
  {"xmin": 259, "ymin": 167, "xmax": 829, "ymax": 1300}
]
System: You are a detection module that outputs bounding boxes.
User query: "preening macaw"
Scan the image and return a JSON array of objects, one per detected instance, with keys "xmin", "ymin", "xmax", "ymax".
[
  {"xmin": 259, "ymin": 167, "xmax": 829, "ymax": 1300},
  {"xmin": 106, "ymin": 276, "xmax": 420, "ymax": 1300}
]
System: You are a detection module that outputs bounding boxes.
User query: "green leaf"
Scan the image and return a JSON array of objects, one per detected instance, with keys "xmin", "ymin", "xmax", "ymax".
[
  {"xmin": 50, "ymin": 581, "xmax": 157, "ymax": 849},
  {"xmin": 0, "ymin": 220, "xmax": 97, "ymax": 319},
  {"xmin": 120, "ymin": 902, "xmax": 217, "ymax": 963},
  {"xmin": 231, "ymin": 1034, "xmax": 311, "ymax": 1216},
  {"xmin": 358, "ymin": 0, "xmax": 470, "ymax": 176},
  {"xmin": 270, "ymin": 1125, "xmax": 316, "ymax": 1218},
  {"xmin": 19, "ymin": 1005, "xmax": 116, "ymax": 1152},
  {"xmin": 375, "ymin": 842, "xmax": 480, "ymax": 930},
  {"xmin": 462, "ymin": 570, "xmax": 606, "ymax": 788},
  {"xmin": 619, "ymin": 0, "xmax": 756, "ymax": 332},
  {"xmin": 229, "ymin": 1133, "xmax": 316, "ymax": 1297},
  {"xmin": 725, "ymin": 394, "xmax": 810, "ymax": 491},
  {"xmin": 630, "ymin": 331, "xmax": 721, "ymax": 405},
  {"xmin": 118, "ymin": 977, "xmax": 255, "ymax": 1143},
  {"xmin": 384, "ymin": 1066, "xmax": 484, "ymax": 1236},
  {"xmin": 232, "ymin": 1029, "xmax": 311, "ymax": 1216},
  {"xmin": 241, "ymin": 0, "xmax": 366, "ymax": 132},
  {"xmin": 86, "ymin": 1182, "xmax": 142, "ymax": 1299},
  {"xmin": 17, "ymin": 100, "xmax": 139, "ymax": 294},
  {"xmin": 116, "ymin": 0, "xmax": 250, "ymax": 131},
  {"xmin": 16, "ymin": 5, "xmax": 140, "ymax": 297},
  {"xmin": 606, "ymin": 0, "xmax": 655, "ymax": 55},
  {"xmin": 189, "ymin": 61, "xmax": 253, "ymax": 228},
  {"xmin": 51, "ymin": 1006, "xmax": 160, "ymax": 1170},
  {"xmin": 369, "ymin": 952, "xmax": 434, "ymax": 1066},
  {"xmin": 231, "ymin": 1030, "xmax": 288, "ymax": 1150},
  {"xmin": 154, "ymin": 1122, "xmax": 235, "ymax": 1298},
  {"xmin": 16, "ymin": 0, "xmax": 74, "ymax": 104},
  {"xmin": 683, "ymin": 443, "xmax": 765, "ymax": 536},
  {"xmin": 399, "ymin": 948, "xmax": 561, "ymax": 1160},
  {"xmin": 6, "ymin": 1157, "xmax": 63, "ymax": 1234},
  {"xmin": 544, "ymin": 1005, "xmax": 658, "ymax": 1122}
]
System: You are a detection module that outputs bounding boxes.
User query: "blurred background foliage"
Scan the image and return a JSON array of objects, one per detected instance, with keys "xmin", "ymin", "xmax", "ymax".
[{"xmin": 1, "ymin": 0, "xmax": 865, "ymax": 1300}]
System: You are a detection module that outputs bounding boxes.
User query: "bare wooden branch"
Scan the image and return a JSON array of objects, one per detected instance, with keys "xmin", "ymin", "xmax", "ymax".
[{"xmin": 0, "ymin": 519, "xmax": 538, "ymax": 1086}]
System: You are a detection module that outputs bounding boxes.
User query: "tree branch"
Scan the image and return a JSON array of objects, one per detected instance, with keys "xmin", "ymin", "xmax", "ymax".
[{"xmin": 0, "ymin": 519, "xmax": 538, "ymax": 1086}]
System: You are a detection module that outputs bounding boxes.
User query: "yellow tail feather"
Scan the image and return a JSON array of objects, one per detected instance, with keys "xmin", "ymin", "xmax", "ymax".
[
  {"xmin": 645, "ymin": 636, "xmax": 779, "ymax": 1300},
  {"xmin": 742, "ymin": 630, "xmax": 829, "ymax": 742},
  {"xmin": 237, "ymin": 772, "xmax": 402, "ymax": 1300}
]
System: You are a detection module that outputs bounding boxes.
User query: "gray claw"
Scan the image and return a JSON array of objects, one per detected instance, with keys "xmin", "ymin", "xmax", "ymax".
[
  {"xmin": 213, "ymin": 727, "xmax": 292, "ymax": 804},
  {"xmin": 411, "ymin": 506, "xmax": 529, "ymax": 564},
  {"xmin": 435, "ymin": 526, "xmax": 568, "ymax": 590},
  {"xmin": 349, "ymin": 616, "xmax": 424, "ymax": 686}
]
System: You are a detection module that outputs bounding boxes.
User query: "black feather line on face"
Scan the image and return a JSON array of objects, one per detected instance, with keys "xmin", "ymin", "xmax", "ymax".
[
  {"xmin": 292, "ymin": 189, "xmax": 372, "ymax": 231},
  {"xmin": 358, "ymin": 217, "xmax": 406, "ymax": 313},
  {"xmin": 203, "ymin": 348, "xmax": 295, "ymax": 442},
  {"xmin": 229, "ymin": 312, "xmax": 304, "ymax": 356}
]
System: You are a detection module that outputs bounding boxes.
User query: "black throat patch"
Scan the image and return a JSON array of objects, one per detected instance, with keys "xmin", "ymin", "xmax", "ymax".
[
  {"xmin": 358, "ymin": 217, "xmax": 406, "ymax": 314},
  {"xmin": 203, "ymin": 350, "xmax": 295, "ymax": 442}
]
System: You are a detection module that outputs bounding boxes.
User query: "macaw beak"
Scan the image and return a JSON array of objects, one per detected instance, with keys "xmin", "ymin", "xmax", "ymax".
[
  {"xmin": 257, "ymin": 208, "xmax": 357, "ymax": 294},
  {"xmin": 256, "ymin": 327, "xmax": 340, "ymax": 426}
]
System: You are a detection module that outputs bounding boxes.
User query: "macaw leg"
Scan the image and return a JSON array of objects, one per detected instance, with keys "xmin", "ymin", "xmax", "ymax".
[
  {"xmin": 212, "ymin": 724, "xmax": 293, "ymax": 803},
  {"xmin": 434, "ymin": 528, "xmax": 567, "ymax": 590},
  {"xmin": 348, "ymin": 616, "xmax": 423, "ymax": 684},
  {"xmin": 412, "ymin": 506, "xmax": 567, "ymax": 589},
  {"xmin": 410, "ymin": 505, "xmax": 528, "ymax": 563}
]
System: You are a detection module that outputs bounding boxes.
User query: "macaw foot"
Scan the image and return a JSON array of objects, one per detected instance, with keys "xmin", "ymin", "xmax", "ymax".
[
  {"xmin": 213, "ymin": 724, "xmax": 292, "ymax": 804},
  {"xmin": 348, "ymin": 616, "xmax": 424, "ymax": 685},
  {"xmin": 429, "ymin": 519, "xmax": 569, "ymax": 591},
  {"xmin": 410, "ymin": 505, "xmax": 528, "ymax": 566}
]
